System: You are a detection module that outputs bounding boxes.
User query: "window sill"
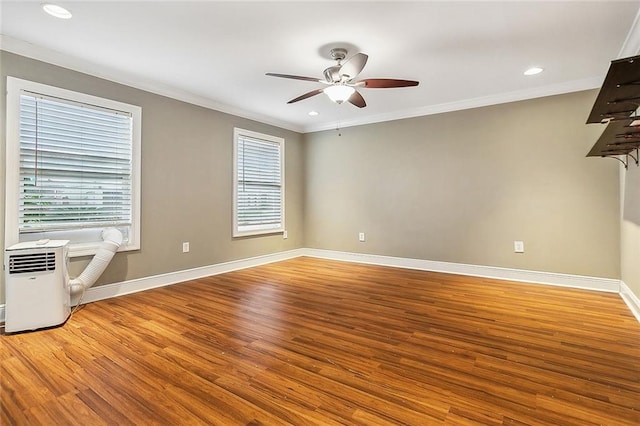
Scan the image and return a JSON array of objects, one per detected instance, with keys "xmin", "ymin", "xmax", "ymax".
[
  {"xmin": 233, "ymin": 228, "xmax": 285, "ymax": 238},
  {"xmin": 68, "ymin": 242, "xmax": 139, "ymax": 258}
]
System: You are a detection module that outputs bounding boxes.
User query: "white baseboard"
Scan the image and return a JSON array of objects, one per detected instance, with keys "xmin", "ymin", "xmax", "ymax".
[
  {"xmin": 303, "ymin": 249, "xmax": 621, "ymax": 293},
  {"xmin": 620, "ymin": 281, "xmax": 640, "ymax": 322},
  {"xmin": 2, "ymin": 248, "xmax": 633, "ymax": 324},
  {"xmin": 78, "ymin": 248, "xmax": 306, "ymax": 305}
]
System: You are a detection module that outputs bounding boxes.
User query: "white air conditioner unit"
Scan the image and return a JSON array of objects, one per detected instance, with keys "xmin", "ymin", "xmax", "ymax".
[{"xmin": 4, "ymin": 240, "xmax": 70, "ymax": 333}]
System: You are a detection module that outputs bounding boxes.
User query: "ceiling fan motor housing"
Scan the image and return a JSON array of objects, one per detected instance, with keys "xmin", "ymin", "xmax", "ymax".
[
  {"xmin": 323, "ymin": 48, "xmax": 349, "ymax": 82},
  {"xmin": 323, "ymin": 66, "xmax": 342, "ymax": 83},
  {"xmin": 329, "ymin": 48, "xmax": 348, "ymax": 61}
]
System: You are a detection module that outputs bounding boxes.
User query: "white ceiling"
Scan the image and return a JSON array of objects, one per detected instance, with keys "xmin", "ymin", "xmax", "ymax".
[{"xmin": 1, "ymin": 1, "xmax": 640, "ymax": 133}]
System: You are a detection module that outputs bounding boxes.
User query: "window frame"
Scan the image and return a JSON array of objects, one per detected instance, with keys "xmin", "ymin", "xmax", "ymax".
[
  {"xmin": 232, "ymin": 127, "xmax": 285, "ymax": 238},
  {"xmin": 5, "ymin": 76, "xmax": 142, "ymax": 257}
]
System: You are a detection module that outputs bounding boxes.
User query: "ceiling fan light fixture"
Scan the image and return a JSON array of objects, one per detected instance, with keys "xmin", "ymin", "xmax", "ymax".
[
  {"xmin": 267, "ymin": 49, "xmax": 419, "ymax": 108},
  {"xmin": 42, "ymin": 3, "xmax": 72, "ymax": 19},
  {"xmin": 324, "ymin": 85, "xmax": 355, "ymax": 104}
]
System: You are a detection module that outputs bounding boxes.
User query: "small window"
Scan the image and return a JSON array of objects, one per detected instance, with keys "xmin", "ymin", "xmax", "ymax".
[
  {"xmin": 233, "ymin": 128, "xmax": 284, "ymax": 237},
  {"xmin": 5, "ymin": 77, "xmax": 141, "ymax": 256}
]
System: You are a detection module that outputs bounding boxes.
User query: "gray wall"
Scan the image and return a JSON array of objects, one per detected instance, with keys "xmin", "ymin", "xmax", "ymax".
[
  {"xmin": 0, "ymin": 51, "xmax": 305, "ymax": 303},
  {"xmin": 1, "ymin": 51, "xmax": 629, "ymax": 309},
  {"xmin": 622, "ymin": 164, "xmax": 640, "ymax": 295},
  {"xmin": 304, "ymin": 90, "xmax": 621, "ymax": 279}
]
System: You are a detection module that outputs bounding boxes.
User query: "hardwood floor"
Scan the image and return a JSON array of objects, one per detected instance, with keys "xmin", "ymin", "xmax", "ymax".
[{"xmin": 1, "ymin": 257, "xmax": 639, "ymax": 425}]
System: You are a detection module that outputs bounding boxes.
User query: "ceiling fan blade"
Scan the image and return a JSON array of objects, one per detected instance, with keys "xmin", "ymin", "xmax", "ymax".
[
  {"xmin": 266, "ymin": 73, "xmax": 324, "ymax": 83},
  {"xmin": 339, "ymin": 53, "xmax": 368, "ymax": 79},
  {"xmin": 348, "ymin": 90, "xmax": 366, "ymax": 108},
  {"xmin": 357, "ymin": 78, "xmax": 420, "ymax": 88},
  {"xmin": 287, "ymin": 89, "xmax": 324, "ymax": 104}
]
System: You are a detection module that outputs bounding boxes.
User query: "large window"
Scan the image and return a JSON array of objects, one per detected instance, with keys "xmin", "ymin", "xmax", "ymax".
[
  {"xmin": 5, "ymin": 77, "xmax": 141, "ymax": 256},
  {"xmin": 233, "ymin": 128, "xmax": 284, "ymax": 237}
]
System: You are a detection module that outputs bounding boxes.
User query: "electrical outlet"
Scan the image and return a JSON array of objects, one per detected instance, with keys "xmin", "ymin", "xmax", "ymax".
[
  {"xmin": 514, "ymin": 240, "xmax": 524, "ymax": 253},
  {"xmin": 283, "ymin": 230, "xmax": 288, "ymax": 239},
  {"xmin": 182, "ymin": 242, "xmax": 190, "ymax": 253},
  {"xmin": 359, "ymin": 232, "xmax": 365, "ymax": 242}
]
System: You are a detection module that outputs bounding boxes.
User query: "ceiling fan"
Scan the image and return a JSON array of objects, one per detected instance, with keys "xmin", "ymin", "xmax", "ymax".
[{"xmin": 266, "ymin": 48, "xmax": 419, "ymax": 108}]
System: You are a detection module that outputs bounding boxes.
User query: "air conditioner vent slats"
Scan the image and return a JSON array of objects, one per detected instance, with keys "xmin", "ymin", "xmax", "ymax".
[{"xmin": 8, "ymin": 252, "xmax": 57, "ymax": 274}]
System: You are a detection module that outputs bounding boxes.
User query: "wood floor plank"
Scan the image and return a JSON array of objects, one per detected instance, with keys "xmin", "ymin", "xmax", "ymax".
[{"xmin": 2, "ymin": 257, "xmax": 639, "ymax": 425}]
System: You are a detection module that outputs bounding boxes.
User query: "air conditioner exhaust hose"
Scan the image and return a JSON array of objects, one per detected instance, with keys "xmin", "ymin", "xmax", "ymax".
[{"xmin": 69, "ymin": 228, "xmax": 123, "ymax": 295}]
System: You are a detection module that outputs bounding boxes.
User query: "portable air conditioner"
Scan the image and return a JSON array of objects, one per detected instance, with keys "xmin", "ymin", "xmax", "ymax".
[{"xmin": 4, "ymin": 240, "xmax": 70, "ymax": 333}]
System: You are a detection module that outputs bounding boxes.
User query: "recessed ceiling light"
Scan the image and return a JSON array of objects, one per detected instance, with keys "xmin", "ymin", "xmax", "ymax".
[
  {"xmin": 308, "ymin": 111, "xmax": 319, "ymax": 116},
  {"xmin": 524, "ymin": 67, "xmax": 543, "ymax": 76},
  {"xmin": 42, "ymin": 3, "xmax": 72, "ymax": 19}
]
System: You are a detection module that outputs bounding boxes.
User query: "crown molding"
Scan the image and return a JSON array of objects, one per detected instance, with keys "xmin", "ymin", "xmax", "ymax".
[
  {"xmin": 0, "ymin": 35, "xmax": 304, "ymax": 133},
  {"xmin": 618, "ymin": 6, "xmax": 640, "ymax": 58},
  {"xmin": 302, "ymin": 76, "xmax": 602, "ymax": 133},
  {"xmin": 0, "ymin": 33, "xmax": 617, "ymax": 136}
]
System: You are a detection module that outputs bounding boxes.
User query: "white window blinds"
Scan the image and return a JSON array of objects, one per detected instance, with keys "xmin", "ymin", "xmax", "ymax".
[
  {"xmin": 234, "ymin": 130, "xmax": 284, "ymax": 236},
  {"xmin": 18, "ymin": 91, "xmax": 133, "ymax": 233}
]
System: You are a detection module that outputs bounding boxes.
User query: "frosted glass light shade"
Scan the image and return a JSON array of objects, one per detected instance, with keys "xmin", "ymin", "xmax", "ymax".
[{"xmin": 324, "ymin": 85, "xmax": 355, "ymax": 104}]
